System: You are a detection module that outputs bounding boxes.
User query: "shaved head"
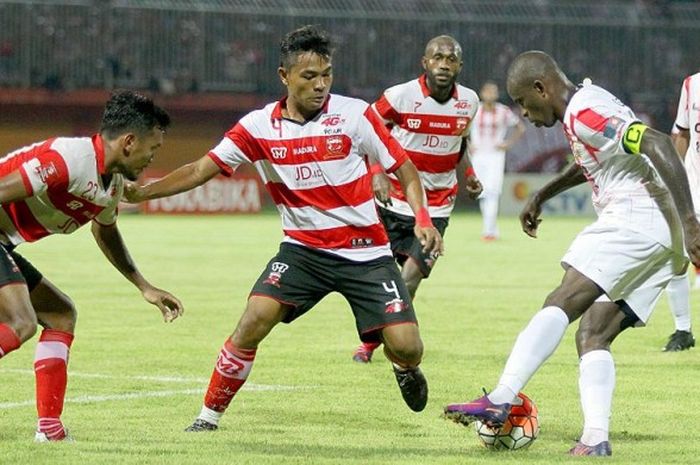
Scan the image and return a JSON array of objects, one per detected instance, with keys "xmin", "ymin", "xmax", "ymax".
[
  {"xmin": 505, "ymin": 51, "xmax": 575, "ymax": 128},
  {"xmin": 506, "ymin": 51, "xmax": 567, "ymax": 95},
  {"xmin": 425, "ymin": 35, "xmax": 462, "ymax": 59}
]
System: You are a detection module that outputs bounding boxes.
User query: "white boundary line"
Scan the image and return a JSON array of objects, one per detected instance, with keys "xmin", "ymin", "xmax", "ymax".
[{"xmin": 0, "ymin": 368, "xmax": 314, "ymax": 410}]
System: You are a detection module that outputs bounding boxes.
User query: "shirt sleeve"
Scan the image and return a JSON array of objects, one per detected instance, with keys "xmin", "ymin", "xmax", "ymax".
[
  {"xmin": 20, "ymin": 148, "xmax": 70, "ymax": 197},
  {"xmin": 674, "ymin": 76, "xmax": 690, "ymax": 131},
  {"xmin": 207, "ymin": 122, "xmax": 255, "ymax": 177},
  {"xmin": 569, "ymin": 104, "xmax": 638, "ymax": 158},
  {"xmin": 357, "ymin": 104, "xmax": 408, "ymax": 173},
  {"xmin": 372, "ymin": 92, "xmax": 401, "ymax": 126}
]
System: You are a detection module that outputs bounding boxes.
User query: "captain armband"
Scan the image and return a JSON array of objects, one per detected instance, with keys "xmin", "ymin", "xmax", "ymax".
[{"xmin": 622, "ymin": 122, "xmax": 649, "ymax": 155}]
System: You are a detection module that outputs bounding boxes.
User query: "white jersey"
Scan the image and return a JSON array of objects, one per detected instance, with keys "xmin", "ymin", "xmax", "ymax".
[
  {"xmin": 0, "ymin": 135, "xmax": 122, "ymax": 245},
  {"xmin": 372, "ymin": 75, "xmax": 479, "ymax": 217},
  {"xmin": 563, "ymin": 82, "xmax": 681, "ymax": 248},
  {"xmin": 674, "ymin": 72, "xmax": 700, "ymax": 214},
  {"xmin": 470, "ymin": 102, "xmax": 521, "ymax": 155},
  {"xmin": 208, "ymin": 94, "xmax": 408, "ymax": 262}
]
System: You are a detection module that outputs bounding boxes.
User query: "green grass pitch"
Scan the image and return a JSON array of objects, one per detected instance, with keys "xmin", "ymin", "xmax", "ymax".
[{"xmin": 1, "ymin": 213, "xmax": 698, "ymax": 464}]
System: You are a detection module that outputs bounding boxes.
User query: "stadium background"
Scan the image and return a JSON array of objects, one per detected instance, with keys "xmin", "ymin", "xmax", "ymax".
[{"xmin": 0, "ymin": 0, "xmax": 698, "ymax": 215}]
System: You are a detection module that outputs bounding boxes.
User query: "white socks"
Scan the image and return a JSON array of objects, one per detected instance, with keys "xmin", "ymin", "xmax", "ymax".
[
  {"xmin": 198, "ymin": 405, "xmax": 223, "ymax": 426},
  {"xmin": 579, "ymin": 350, "xmax": 615, "ymax": 446},
  {"xmin": 479, "ymin": 195, "xmax": 500, "ymax": 237},
  {"xmin": 488, "ymin": 306, "xmax": 570, "ymax": 405},
  {"xmin": 666, "ymin": 273, "xmax": 691, "ymax": 331}
]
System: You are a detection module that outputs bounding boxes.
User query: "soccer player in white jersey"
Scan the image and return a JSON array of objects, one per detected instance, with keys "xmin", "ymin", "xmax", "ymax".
[
  {"xmin": 351, "ymin": 35, "xmax": 482, "ymax": 363},
  {"xmin": 470, "ymin": 81, "xmax": 525, "ymax": 240},
  {"xmin": 124, "ymin": 26, "xmax": 443, "ymax": 431},
  {"xmin": 660, "ymin": 73, "xmax": 700, "ymax": 351},
  {"xmin": 0, "ymin": 91, "xmax": 183, "ymax": 442},
  {"xmin": 444, "ymin": 51, "xmax": 700, "ymax": 456}
]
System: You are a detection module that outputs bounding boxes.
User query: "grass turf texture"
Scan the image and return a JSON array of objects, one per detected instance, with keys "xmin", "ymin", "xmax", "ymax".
[{"xmin": 1, "ymin": 213, "xmax": 698, "ymax": 464}]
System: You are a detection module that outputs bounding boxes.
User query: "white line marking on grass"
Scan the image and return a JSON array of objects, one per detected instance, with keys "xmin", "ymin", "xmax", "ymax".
[
  {"xmin": 0, "ymin": 368, "xmax": 306, "ymax": 391},
  {"xmin": 0, "ymin": 368, "xmax": 315, "ymax": 410}
]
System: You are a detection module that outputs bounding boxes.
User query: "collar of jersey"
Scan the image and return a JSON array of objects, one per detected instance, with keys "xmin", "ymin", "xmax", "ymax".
[
  {"xmin": 419, "ymin": 74, "xmax": 459, "ymax": 100},
  {"xmin": 92, "ymin": 133, "xmax": 106, "ymax": 174},
  {"xmin": 271, "ymin": 95, "xmax": 331, "ymax": 123}
]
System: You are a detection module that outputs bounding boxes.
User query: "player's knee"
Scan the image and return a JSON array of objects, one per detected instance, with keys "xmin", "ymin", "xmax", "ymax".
[
  {"xmin": 575, "ymin": 326, "xmax": 611, "ymax": 354},
  {"xmin": 9, "ymin": 308, "xmax": 38, "ymax": 342},
  {"xmin": 385, "ymin": 335, "xmax": 423, "ymax": 366}
]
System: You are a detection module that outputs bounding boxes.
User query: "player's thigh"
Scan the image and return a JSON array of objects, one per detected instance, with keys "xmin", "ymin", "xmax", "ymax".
[
  {"xmin": 247, "ymin": 243, "xmax": 333, "ymax": 326},
  {"xmin": 576, "ymin": 298, "xmax": 634, "ymax": 355},
  {"xmin": 0, "ymin": 246, "xmax": 34, "ymax": 328},
  {"xmin": 544, "ymin": 266, "xmax": 604, "ymax": 322},
  {"xmin": 31, "ymin": 278, "xmax": 76, "ymax": 332},
  {"xmin": 337, "ymin": 256, "xmax": 418, "ymax": 343}
]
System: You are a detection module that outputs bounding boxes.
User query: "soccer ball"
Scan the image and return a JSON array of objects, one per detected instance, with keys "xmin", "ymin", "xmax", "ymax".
[{"xmin": 474, "ymin": 392, "xmax": 539, "ymax": 450}]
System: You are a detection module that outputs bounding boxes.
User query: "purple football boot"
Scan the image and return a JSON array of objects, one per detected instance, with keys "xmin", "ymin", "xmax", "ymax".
[{"xmin": 443, "ymin": 391, "xmax": 511, "ymax": 428}]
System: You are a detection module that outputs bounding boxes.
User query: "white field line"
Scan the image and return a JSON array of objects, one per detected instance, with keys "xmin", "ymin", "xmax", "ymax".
[{"xmin": 0, "ymin": 368, "xmax": 314, "ymax": 410}]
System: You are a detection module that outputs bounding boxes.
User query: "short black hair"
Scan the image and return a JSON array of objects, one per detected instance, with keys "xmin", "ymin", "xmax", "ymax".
[
  {"xmin": 279, "ymin": 25, "xmax": 333, "ymax": 69},
  {"xmin": 100, "ymin": 90, "xmax": 170, "ymax": 139}
]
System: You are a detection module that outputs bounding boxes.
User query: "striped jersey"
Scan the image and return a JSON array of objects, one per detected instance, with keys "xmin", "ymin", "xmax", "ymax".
[
  {"xmin": 674, "ymin": 72, "xmax": 700, "ymax": 215},
  {"xmin": 470, "ymin": 102, "xmax": 521, "ymax": 155},
  {"xmin": 207, "ymin": 94, "xmax": 409, "ymax": 262},
  {"xmin": 0, "ymin": 135, "xmax": 122, "ymax": 246},
  {"xmin": 373, "ymin": 75, "xmax": 479, "ymax": 217},
  {"xmin": 563, "ymin": 82, "xmax": 680, "ymax": 247}
]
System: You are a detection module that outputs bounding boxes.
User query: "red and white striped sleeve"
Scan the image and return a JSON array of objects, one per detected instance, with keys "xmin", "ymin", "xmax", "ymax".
[
  {"xmin": 207, "ymin": 121, "xmax": 257, "ymax": 177},
  {"xmin": 372, "ymin": 92, "xmax": 401, "ymax": 126},
  {"xmin": 674, "ymin": 76, "xmax": 691, "ymax": 131},
  {"xmin": 358, "ymin": 105, "xmax": 408, "ymax": 173},
  {"xmin": 20, "ymin": 146, "xmax": 70, "ymax": 197}
]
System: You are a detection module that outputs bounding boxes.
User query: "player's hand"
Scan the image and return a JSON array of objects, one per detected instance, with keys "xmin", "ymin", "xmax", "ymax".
[
  {"xmin": 372, "ymin": 173, "xmax": 393, "ymax": 207},
  {"xmin": 519, "ymin": 197, "xmax": 543, "ymax": 238},
  {"xmin": 414, "ymin": 225, "xmax": 444, "ymax": 256},
  {"xmin": 464, "ymin": 175, "xmax": 483, "ymax": 199},
  {"xmin": 123, "ymin": 181, "xmax": 146, "ymax": 203},
  {"xmin": 142, "ymin": 286, "xmax": 184, "ymax": 323},
  {"xmin": 683, "ymin": 219, "xmax": 700, "ymax": 268}
]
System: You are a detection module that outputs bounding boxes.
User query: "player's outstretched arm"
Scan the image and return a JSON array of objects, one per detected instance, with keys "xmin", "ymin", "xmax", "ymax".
[
  {"xmin": 124, "ymin": 155, "xmax": 221, "ymax": 203},
  {"xmin": 91, "ymin": 221, "xmax": 183, "ymax": 322},
  {"xmin": 393, "ymin": 160, "xmax": 444, "ymax": 256},
  {"xmin": 0, "ymin": 171, "xmax": 32, "ymax": 204},
  {"xmin": 671, "ymin": 128, "xmax": 690, "ymax": 162},
  {"xmin": 636, "ymin": 127, "xmax": 700, "ymax": 266},
  {"xmin": 519, "ymin": 162, "xmax": 586, "ymax": 238}
]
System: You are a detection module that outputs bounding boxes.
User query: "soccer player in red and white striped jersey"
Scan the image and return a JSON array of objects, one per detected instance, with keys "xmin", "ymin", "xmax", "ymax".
[
  {"xmin": 125, "ymin": 26, "xmax": 443, "ymax": 431},
  {"xmin": 352, "ymin": 35, "xmax": 482, "ymax": 363},
  {"xmin": 0, "ymin": 91, "xmax": 183, "ymax": 441}
]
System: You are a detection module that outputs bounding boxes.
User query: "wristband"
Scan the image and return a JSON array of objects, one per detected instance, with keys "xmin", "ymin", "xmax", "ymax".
[
  {"xmin": 369, "ymin": 163, "xmax": 383, "ymax": 175},
  {"xmin": 415, "ymin": 207, "xmax": 433, "ymax": 228},
  {"xmin": 464, "ymin": 166, "xmax": 476, "ymax": 177}
]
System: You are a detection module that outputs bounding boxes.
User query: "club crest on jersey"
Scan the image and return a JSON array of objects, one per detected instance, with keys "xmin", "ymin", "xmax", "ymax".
[
  {"xmin": 270, "ymin": 147, "xmax": 288, "ymax": 159},
  {"xmin": 323, "ymin": 136, "xmax": 346, "ymax": 159},
  {"xmin": 454, "ymin": 117, "xmax": 470, "ymax": 135},
  {"xmin": 263, "ymin": 261, "xmax": 289, "ymax": 288},
  {"xmin": 407, "ymin": 118, "xmax": 422, "ymax": 129},
  {"xmin": 34, "ymin": 162, "xmax": 57, "ymax": 183},
  {"xmin": 385, "ymin": 298, "xmax": 408, "ymax": 314}
]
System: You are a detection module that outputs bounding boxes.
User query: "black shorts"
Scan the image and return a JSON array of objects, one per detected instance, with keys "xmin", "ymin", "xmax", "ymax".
[
  {"xmin": 0, "ymin": 244, "xmax": 43, "ymax": 291},
  {"xmin": 250, "ymin": 243, "xmax": 417, "ymax": 342},
  {"xmin": 378, "ymin": 208, "xmax": 449, "ymax": 277}
]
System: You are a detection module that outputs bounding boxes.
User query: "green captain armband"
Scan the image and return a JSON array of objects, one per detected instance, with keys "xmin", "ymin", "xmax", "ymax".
[{"xmin": 622, "ymin": 122, "xmax": 649, "ymax": 154}]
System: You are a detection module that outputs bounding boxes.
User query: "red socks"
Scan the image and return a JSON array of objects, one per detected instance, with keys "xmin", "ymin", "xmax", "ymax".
[
  {"xmin": 362, "ymin": 341, "xmax": 381, "ymax": 352},
  {"xmin": 0, "ymin": 323, "xmax": 21, "ymax": 358},
  {"xmin": 203, "ymin": 339, "xmax": 256, "ymax": 413},
  {"xmin": 34, "ymin": 329, "xmax": 74, "ymax": 440}
]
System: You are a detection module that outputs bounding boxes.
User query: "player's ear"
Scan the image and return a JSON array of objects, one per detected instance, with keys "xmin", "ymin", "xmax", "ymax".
[
  {"xmin": 278, "ymin": 67, "xmax": 289, "ymax": 87},
  {"xmin": 533, "ymin": 80, "xmax": 546, "ymax": 97},
  {"xmin": 121, "ymin": 133, "xmax": 137, "ymax": 156}
]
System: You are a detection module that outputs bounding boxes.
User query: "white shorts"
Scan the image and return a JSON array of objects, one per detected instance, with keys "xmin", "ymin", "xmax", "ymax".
[
  {"xmin": 561, "ymin": 222, "xmax": 688, "ymax": 325},
  {"xmin": 471, "ymin": 151, "xmax": 506, "ymax": 196}
]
